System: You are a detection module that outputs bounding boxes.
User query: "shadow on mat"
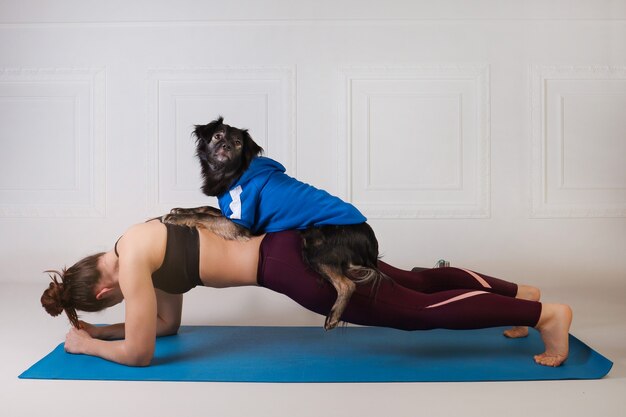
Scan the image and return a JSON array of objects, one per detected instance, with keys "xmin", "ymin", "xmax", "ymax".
[
  {"xmin": 151, "ymin": 327, "xmax": 323, "ymax": 366},
  {"xmin": 149, "ymin": 327, "xmax": 539, "ymax": 365}
]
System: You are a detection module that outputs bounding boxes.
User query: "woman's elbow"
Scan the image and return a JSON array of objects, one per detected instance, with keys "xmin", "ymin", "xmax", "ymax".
[
  {"xmin": 166, "ymin": 324, "xmax": 180, "ymax": 336},
  {"xmin": 123, "ymin": 346, "xmax": 154, "ymax": 367},
  {"xmin": 160, "ymin": 318, "xmax": 181, "ymax": 336},
  {"xmin": 168, "ymin": 318, "xmax": 181, "ymax": 335},
  {"xmin": 134, "ymin": 356, "xmax": 153, "ymax": 367},
  {"xmin": 127, "ymin": 352, "xmax": 153, "ymax": 367}
]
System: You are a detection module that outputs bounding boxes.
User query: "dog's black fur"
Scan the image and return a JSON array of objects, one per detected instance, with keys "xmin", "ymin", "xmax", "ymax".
[
  {"xmin": 167, "ymin": 117, "xmax": 386, "ymax": 330},
  {"xmin": 193, "ymin": 117, "xmax": 262, "ymax": 196}
]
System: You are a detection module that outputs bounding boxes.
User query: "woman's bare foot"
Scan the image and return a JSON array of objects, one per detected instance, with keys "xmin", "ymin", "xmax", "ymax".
[
  {"xmin": 534, "ymin": 303, "xmax": 573, "ymax": 367},
  {"xmin": 503, "ymin": 285, "xmax": 541, "ymax": 338},
  {"xmin": 503, "ymin": 326, "xmax": 529, "ymax": 338}
]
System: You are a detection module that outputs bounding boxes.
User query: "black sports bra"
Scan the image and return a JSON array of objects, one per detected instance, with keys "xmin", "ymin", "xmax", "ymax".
[{"xmin": 115, "ymin": 221, "xmax": 203, "ymax": 294}]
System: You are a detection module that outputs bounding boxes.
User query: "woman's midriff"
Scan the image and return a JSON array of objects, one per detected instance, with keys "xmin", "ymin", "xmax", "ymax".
[{"xmin": 197, "ymin": 228, "xmax": 265, "ymax": 288}]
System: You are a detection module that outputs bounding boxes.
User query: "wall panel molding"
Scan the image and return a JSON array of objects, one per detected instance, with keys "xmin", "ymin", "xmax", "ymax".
[
  {"xmin": 0, "ymin": 67, "xmax": 106, "ymax": 217},
  {"xmin": 338, "ymin": 64, "xmax": 490, "ymax": 219},
  {"xmin": 146, "ymin": 66, "xmax": 296, "ymax": 214},
  {"xmin": 1, "ymin": 0, "xmax": 624, "ymax": 26},
  {"xmin": 530, "ymin": 65, "xmax": 626, "ymax": 218}
]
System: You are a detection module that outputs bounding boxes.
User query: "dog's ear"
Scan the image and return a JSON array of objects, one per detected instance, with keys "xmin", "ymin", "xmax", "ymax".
[
  {"xmin": 241, "ymin": 129, "xmax": 263, "ymax": 166},
  {"xmin": 193, "ymin": 116, "xmax": 224, "ymax": 142}
]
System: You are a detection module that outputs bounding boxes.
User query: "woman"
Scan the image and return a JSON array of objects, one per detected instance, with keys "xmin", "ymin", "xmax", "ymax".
[{"xmin": 41, "ymin": 218, "xmax": 572, "ymax": 367}]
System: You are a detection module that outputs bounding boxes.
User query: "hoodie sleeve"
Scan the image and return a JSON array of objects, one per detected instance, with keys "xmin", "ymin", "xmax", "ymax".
[
  {"xmin": 217, "ymin": 157, "xmax": 286, "ymax": 233},
  {"xmin": 218, "ymin": 183, "xmax": 258, "ymax": 231}
]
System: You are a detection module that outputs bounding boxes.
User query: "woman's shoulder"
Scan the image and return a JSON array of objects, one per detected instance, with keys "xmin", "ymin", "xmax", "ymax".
[
  {"xmin": 117, "ymin": 219, "xmax": 167, "ymax": 264},
  {"xmin": 123, "ymin": 219, "xmax": 165, "ymax": 240}
]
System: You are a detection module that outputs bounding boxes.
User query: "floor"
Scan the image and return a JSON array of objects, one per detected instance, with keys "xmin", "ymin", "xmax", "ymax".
[{"xmin": 1, "ymin": 281, "xmax": 624, "ymax": 417}]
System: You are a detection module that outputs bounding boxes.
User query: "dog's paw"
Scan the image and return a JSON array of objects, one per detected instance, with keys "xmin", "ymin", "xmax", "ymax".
[
  {"xmin": 161, "ymin": 213, "xmax": 199, "ymax": 228},
  {"xmin": 203, "ymin": 206, "xmax": 223, "ymax": 216},
  {"xmin": 324, "ymin": 315, "xmax": 340, "ymax": 331},
  {"xmin": 161, "ymin": 213, "xmax": 176, "ymax": 223},
  {"xmin": 169, "ymin": 207, "xmax": 189, "ymax": 215}
]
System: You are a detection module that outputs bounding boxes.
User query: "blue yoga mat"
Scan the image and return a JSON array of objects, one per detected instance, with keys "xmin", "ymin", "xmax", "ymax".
[{"xmin": 19, "ymin": 326, "xmax": 612, "ymax": 382}]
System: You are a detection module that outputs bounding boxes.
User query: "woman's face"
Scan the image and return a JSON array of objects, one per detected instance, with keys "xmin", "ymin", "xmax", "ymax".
[{"xmin": 96, "ymin": 252, "xmax": 124, "ymax": 307}]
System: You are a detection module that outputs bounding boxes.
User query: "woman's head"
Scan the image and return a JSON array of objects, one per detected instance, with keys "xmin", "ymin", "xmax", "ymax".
[{"xmin": 41, "ymin": 252, "xmax": 109, "ymax": 328}]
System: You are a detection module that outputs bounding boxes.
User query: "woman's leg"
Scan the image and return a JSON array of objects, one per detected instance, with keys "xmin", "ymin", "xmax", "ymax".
[
  {"xmin": 378, "ymin": 261, "xmax": 519, "ymax": 296},
  {"xmin": 504, "ymin": 285, "xmax": 541, "ymax": 338},
  {"xmin": 259, "ymin": 232, "xmax": 539, "ymax": 330},
  {"xmin": 534, "ymin": 303, "xmax": 573, "ymax": 366},
  {"xmin": 257, "ymin": 231, "xmax": 570, "ymax": 366},
  {"xmin": 379, "ymin": 261, "xmax": 542, "ymax": 337}
]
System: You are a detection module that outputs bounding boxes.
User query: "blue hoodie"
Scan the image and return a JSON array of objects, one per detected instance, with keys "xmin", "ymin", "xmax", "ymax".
[{"xmin": 217, "ymin": 157, "xmax": 366, "ymax": 234}]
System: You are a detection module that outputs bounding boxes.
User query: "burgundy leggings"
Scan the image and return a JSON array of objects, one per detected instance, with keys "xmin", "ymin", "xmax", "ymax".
[{"xmin": 257, "ymin": 230, "xmax": 542, "ymax": 330}]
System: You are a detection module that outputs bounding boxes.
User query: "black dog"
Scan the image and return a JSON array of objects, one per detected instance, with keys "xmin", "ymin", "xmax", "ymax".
[
  {"xmin": 165, "ymin": 117, "xmax": 385, "ymax": 330},
  {"xmin": 192, "ymin": 117, "xmax": 262, "ymax": 197}
]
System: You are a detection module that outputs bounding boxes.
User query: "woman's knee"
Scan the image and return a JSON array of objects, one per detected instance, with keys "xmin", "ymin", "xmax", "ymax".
[{"xmin": 517, "ymin": 284, "xmax": 541, "ymax": 301}]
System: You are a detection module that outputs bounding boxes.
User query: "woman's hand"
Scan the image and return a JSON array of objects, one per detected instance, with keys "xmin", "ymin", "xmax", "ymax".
[
  {"xmin": 77, "ymin": 320, "xmax": 101, "ymax": 338},
  {"xmin": 64, "ymin": 327, "xmax": 93, "ymax": 354}
]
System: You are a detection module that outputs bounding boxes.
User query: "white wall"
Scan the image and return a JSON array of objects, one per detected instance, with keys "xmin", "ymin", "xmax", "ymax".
[{"xmin": 1, "ymin": 1, "xmax": 625, "ymax": 294}]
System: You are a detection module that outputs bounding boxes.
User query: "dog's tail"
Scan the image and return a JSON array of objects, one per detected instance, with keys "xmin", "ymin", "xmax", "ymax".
[{"xmin": 346, "ymin": 264, "xmax": 388, "ymax": 286}]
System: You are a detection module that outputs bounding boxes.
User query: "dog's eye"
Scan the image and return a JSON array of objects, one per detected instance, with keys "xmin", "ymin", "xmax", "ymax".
[{"xmin": 234, "ymin": 140, "xmax": 242, "ymax": 146}]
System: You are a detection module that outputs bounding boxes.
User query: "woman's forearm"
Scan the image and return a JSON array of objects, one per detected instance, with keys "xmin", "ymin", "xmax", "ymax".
[
  {"xmin": 83, "ymin": 338, "xmax": 153, "ymax": 367},
  {"xmin": 88, "ymin": 339, "xmax": 153, "ymax": 366},
  {"xmin": 87, "ymin": 317, "xmax": 178, "ymax": 340},
  {"xmin": 66, "ymin": 328, "xmax": 154, "ymax": 367},
  {"xmin": 92, "ymin": 323, "xmax": 125, "ymax": 340}
]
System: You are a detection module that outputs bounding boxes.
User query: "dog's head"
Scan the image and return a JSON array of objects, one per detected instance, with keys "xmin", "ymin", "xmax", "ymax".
[{"xmin": 193, "ymin": 116, "xmax": 263, "ymax": 196}]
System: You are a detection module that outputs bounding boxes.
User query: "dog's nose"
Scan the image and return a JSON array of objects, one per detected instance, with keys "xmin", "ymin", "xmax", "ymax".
[{"xmin": 221, "ymin": 143, "xmax": 232, "ymax": 151}]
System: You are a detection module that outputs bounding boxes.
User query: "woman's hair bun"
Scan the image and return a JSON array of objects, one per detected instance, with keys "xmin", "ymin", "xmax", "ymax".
[{"xmin": 40, "ymin": 271, "xmax": 68, "ymax": 317}]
